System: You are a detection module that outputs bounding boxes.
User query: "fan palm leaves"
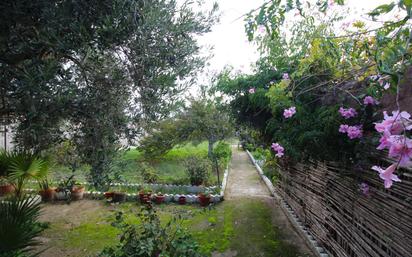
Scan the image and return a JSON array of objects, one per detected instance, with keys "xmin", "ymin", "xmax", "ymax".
[
  {"xmin": 3, "ymin": 152, "xmax": 49, "ymax": 197},
  {"xmin": 0, "ymin": 196, "xmax": 44, "ymax": 257}
]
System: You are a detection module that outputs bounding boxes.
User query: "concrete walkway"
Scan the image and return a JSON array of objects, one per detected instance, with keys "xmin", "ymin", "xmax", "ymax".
[{"xmin": 220, "ymin": 147, "xmax": 314, "ymax": 257}]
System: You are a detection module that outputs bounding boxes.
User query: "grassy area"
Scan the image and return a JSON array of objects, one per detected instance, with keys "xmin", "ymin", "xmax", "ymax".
[
  {"xmin": 46, "ymin": 142, "xmax": 224, "ymax": 186},
  {"xmin": 36, "ymin": 199, "xmax": 310, "ymax": 257}
]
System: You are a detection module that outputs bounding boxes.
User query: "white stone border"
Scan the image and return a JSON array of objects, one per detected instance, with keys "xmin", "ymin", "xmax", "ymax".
[
  {"xmin": 246, "ymin": 150, "xmax": 329, "ymax": 257},
  {"xmin": 26, "ymin": 165, "xmax": 230, "ymax": 205}
]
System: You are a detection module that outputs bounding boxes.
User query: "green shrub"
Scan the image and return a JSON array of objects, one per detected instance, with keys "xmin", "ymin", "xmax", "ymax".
[
  {"xmin": 140, "ymin": 163, "xmax": 159, "ymax": 183},
  {"xmin": 99, "ymin": 206, "xmax": 201, "ymax": 257},
  {"xmin": 184, "ymin": 156, "xmax": 210, "ymax": 186},
  {"xmin": 213, "ymin": 141, "xmax": 232, "ymax": 165},
  {"xmin": 0, "ymin": 196, "xmax": 44, "ymax": 257}
]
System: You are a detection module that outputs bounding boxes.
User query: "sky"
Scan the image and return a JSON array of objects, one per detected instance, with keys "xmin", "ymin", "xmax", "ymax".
[{"xmin": 197, "ymin": 0, "xmax": 392, "ymax": 78}]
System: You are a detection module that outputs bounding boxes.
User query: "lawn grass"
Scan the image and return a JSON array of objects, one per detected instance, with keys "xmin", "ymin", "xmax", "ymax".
[
  {"xmin": 36, "ymin": 199, "xmax": 310, "ymax": 257},
  {"xmin": 45, "ymin": 141, "xmax": 220, "ymax": 186}
]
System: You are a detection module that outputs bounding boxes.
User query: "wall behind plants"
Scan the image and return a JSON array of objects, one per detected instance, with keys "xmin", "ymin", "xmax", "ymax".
[{"xmin": 275, "ymin": 160, "xmax": 412, "ymax": 257}]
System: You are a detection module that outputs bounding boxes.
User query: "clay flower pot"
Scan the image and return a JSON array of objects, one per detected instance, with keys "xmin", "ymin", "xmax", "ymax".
[
  {"xmin": 71, "ymin": 186, "xmax": 85, "ymax": 201},
  {"xmin": 178, "ymin": 195, "xmax": 186, "ymax": 205},
  {"xmin": 139, "ymin": 191, "xmax": 152, "ymax": 204},
  {"xmin": 112, "ymin": 192, "xmax": 126, "ymax": 203},
  {"xmin": 155, "ymin": 194, "xmax": 165, "ymax": 204},
  {"xmin": 104, "ymin": 192, "xmax": 115, "ymax": 199},
  {"xmin": 0, "ymin": 183, "xmax": 15, "ymax": 196},
  {"xmin": 198, "ymin": 194, "xmax": 211, "ymax": 207},
  {"xmin": 39, "ymin": 187, "xmax": 56, "ymax": 202}
]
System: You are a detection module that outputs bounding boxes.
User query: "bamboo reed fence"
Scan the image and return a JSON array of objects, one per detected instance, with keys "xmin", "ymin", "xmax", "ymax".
[{"xmin": 275, "ymin": 160, "xmax": 412, "ymax": 257}]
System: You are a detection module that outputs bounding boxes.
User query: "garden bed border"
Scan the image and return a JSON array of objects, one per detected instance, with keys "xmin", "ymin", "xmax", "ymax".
[
  {"xmin": 246, "ymin": 150, "xmax": 328, "ymax": 257},
  {"xmin": 25, "ymin": 166, "xmax": 230, "ymax": 205}
]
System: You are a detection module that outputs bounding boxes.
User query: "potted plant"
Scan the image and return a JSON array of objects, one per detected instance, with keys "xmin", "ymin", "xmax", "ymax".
[
  {"xmin": 38, "ymin": 179, "xmax": 55, "ymax": 202},
  {"xmin": 198, "ymin": 192, "xmax": 211, "ymax": 207},
  {"xmin": 154, "ymin": 192, "xmax": 165, "ymax": 204},
  {"xmin": 178, "ymin": 195, "xmax": 186, "ymax": 205},
  {"xmin": 0, "ymin": 177, "xmax": 14, "ymax": 196},
  {"xmin": 71, "ymin": 183, "xmax": 85, "ymax": 201},
  {"xmin": 104, "ymin": 191, "xmax": 115, "ymax": 199},
  {"xmin": 55, "ymin": 175, "xmax": 75, "ymax": 201},
  {"xmin": 111, "ymin": 184, "xmax": 126, "ymax": 203},
  {"xmin": 112, "ymin": 191, "xmax": 127, "ymax": 203},
  {"xmin": 139, "ymin": 187, "xmax": 152, "ymax": 204}
]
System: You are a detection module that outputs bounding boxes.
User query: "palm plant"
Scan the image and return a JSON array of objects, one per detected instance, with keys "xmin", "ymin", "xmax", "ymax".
[
  {"xmin": 7, "ymin": 152, "xmax": 49, "ymax": 198},
  {"xmin": 0, "ymin": 196, "xmax": 44, "ymax": 257}
]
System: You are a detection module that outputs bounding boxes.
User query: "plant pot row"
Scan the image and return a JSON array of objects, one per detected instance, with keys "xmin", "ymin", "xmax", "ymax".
[
  {"xmin": 0, "ymin": 183, "xmax": 15, "ymax": 196},
  {"xmin": 39, "ymin": 186, "xmax": 85, "ymax": 202}
]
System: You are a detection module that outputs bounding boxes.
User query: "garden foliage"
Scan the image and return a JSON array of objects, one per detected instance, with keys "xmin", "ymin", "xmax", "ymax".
[
  {"xmin": 99, "ymin": 206, "xmax": 201, "ymax": 257},
  {"xmin": 217, "ymin": 0, "xmax": 412, "ymax": 187}
]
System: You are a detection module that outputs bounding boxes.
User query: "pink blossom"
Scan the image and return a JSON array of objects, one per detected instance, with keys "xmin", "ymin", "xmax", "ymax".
[
  {"xmin": 346, "ymin": 125, "xmax": 363, "ymax": 139},
  {"xmin": 372, "ymin": 164, "xmax": 401, "ymax": 189},
  {"xmin": 282, "ymin": 73, "xmax": 290, "ymax": 80},
  {"xmin": 383, "ymin": 82, "xmax": 390, "ymax": 90},
  {"xmin": 363, "ymin": 96, "xmax": 377, "ymax": 105},
  {"xmin": 339, "ymin": 107, "xmax": 358, "ymax": 119},
  {"xmin": 375, "ymin": 110, "xmax": 412, "ymax": 135},
  {"xmin": 249, "ymin": 88, "xmax": 256, "ymax": 94},
  {"xmin": 377, "ymin": 130, "xmax": 392, "ymax": 150},
  {"xmin": 283, "ymin": 106, "xmax": 296, "ymax": 119},
  {"xmin": 271, "ymin": 143, "xmax": 284, "ymax": 158},
  {"xmin": 257, "ymin": 25, "xmax": 266, "ymax": 34},
  {"xmin": 387, "ymin": 135, "xmax": 412, "ymax": 167},
  {"xmin": 339, "ymin": 124, "xmax": 349, "ymax": 133}
]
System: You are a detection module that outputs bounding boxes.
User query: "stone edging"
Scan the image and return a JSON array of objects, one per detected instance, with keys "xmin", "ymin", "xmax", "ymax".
[
  {"xmin": 25, "ymin": 166, "xmax": 230, "ymax": 205},
  {"xmin": 245, "ymin": 150, "xmax": 329, "ymax": 257}
]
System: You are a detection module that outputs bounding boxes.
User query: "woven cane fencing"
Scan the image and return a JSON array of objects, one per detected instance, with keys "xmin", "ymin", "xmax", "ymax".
[{"xmin": 275, "ymin": 160, "xmax": 412, "ymax": 257}]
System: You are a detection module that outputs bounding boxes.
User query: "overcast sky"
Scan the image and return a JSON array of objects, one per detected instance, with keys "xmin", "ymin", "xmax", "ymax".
[{"xmin": 197, "ymin": 0, "xmax": 392, "ymax": 78}]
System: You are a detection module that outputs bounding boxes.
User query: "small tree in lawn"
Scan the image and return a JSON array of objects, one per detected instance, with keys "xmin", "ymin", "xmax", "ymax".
[{"xmin": 139, "ymin": 98, "xmax": 234, "ymax": 184}]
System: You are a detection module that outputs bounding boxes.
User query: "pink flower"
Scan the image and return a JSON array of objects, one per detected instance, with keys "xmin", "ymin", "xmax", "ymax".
[
  {"xmin": 249, "ymin": 88, "xmax": 256, "ymax": 94},
  {"xmin": 339, "ymin": 107, "xmax": 358, "ymax": 119},
  {"xmin": 339, "ymin": 124, "xmax": 349, "ymax": 133},
  {"xmin": 375, "ymin": 110, "xmax": 412, "ymax": 135},
  {"xmin": 372, "ymin": 164, "xmax": 401, "ymax": 189},
  {"xmin": 282, "ymin": 73, "xmax": 290, "ymax": 80},
  {"xmin": 271, "ymin": 143, "xmax": 284, "ymax": 158},
  {"xmin": 383, "ymin": 82, "xmax": 390, "ymax": 90},
  {"xmin": 377, "ymin": 130, "xmax": 391, "ymax": 150},
  {"xmin": 257, "ymin": 25, "xmax": 266, "ymax": 34},
  {"xmin": 283, "ymin": 106, "xmax": 296, "ymax": 118},
  {"xmin": 387, "ymin": 135, "xmax": 412, "ymax": 167},
  {"xmin": 346, "ymin": 125, "xmax": 363, "ymax": 139},
  {"xmin": 363, "ymin": 96, "xmax": 377, "ymax": 105}
]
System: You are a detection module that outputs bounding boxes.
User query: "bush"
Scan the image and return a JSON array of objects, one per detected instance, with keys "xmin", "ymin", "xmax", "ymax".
[
  {"xmin": 213, "ymin": 141, "xmax": 232, "ymax": 165},
  {"xmin": 0, "ymin": 196, "xmax": 44, "ymax": 257},
  {"xmin": 184, "ymin": 156, "xmax": 210, "ymax": 186},
  {"xmin": 99, "ymin": 206, "xmax": 201, "ymax": 257},
  {"xmin": 140, "ymin": 163, "xmax": 159, "ymax": 183}
]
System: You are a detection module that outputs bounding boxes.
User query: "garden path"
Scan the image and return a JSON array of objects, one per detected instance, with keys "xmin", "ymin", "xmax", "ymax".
[{"xmin": 213, "ymin": 147, "xmax": 314, "ymax": 257}]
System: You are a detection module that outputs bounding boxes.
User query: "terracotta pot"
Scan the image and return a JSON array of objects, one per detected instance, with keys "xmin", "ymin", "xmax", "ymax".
[
  {"xmin": 104, "ymin": 192, "xmax": 115, "ymax": 199},
  {"xmin": 0, "ymin": 183, "xmax": 14, "ymax": 196},
  {"xmin": 178, "ymin": 195, "xmax": 186, "ymax": 205},
  {"xmin": 71, "ymin": 186, "xmax": 85, "ymax": 201},
  {"xmin": 39, "ymin": 188, "xmax": 56, "ymax": 202},
  {"xmin": 198, "ymin": 194, "xmax": 211, "ymax": 207},
  {"xmin": 139, "ymin": 192, "xmax": 152, "ymax": 204},
  {"xmin": 155, "ymin": 195, "xmax": 165, "ymax": 204},
  {"xmin": 112, "ymin": 192, "xmax": 126, "ymax": 203}
]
